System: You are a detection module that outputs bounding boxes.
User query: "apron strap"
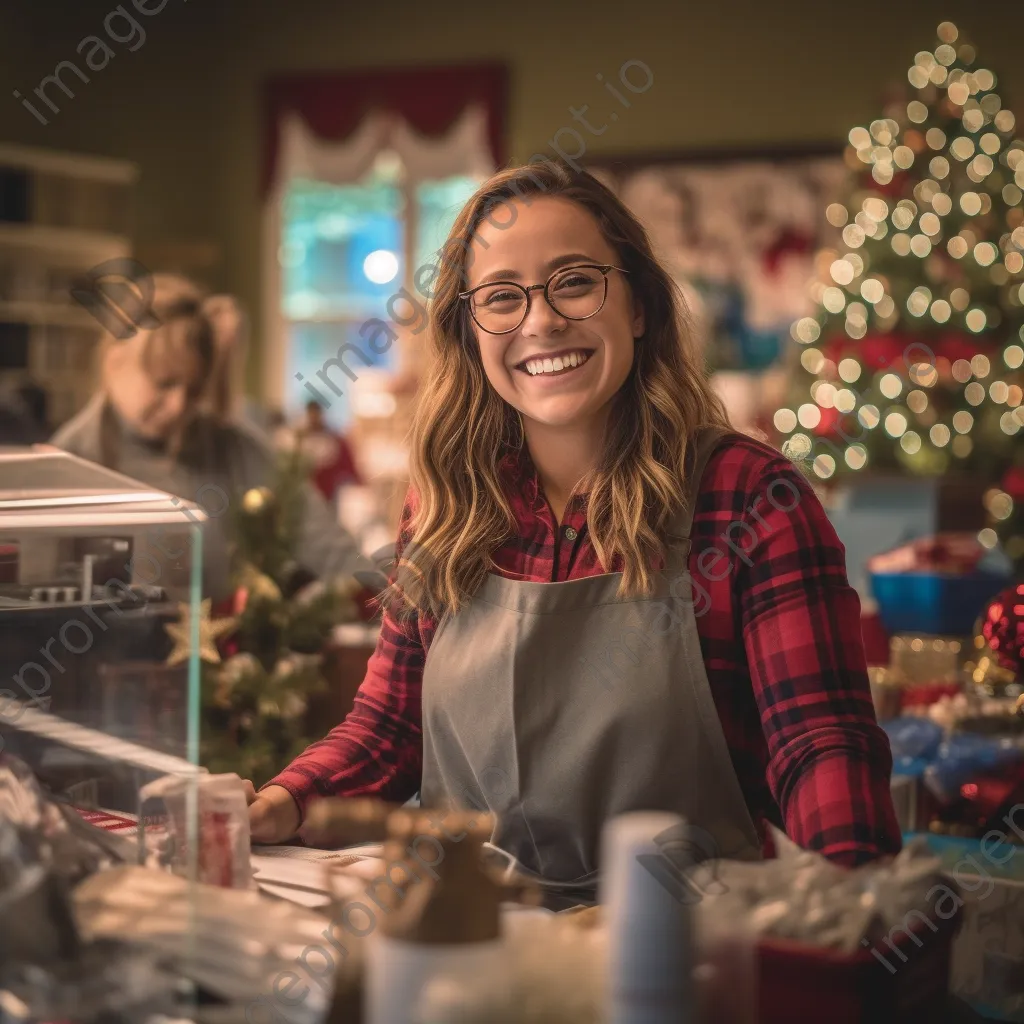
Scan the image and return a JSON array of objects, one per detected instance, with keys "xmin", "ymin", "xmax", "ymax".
[{"xmin": 664, "ymin": 425, "xmax": 733, "ymax": 574}]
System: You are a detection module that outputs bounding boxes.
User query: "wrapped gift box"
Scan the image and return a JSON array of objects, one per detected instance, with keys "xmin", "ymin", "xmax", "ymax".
[
  {"xmin": 872, "ymin": 571, "xmax": 1010, "ymax": 636},
  {"xmin": 868, "ymin": 534, "xmax": 1011, "ymax": 636}
]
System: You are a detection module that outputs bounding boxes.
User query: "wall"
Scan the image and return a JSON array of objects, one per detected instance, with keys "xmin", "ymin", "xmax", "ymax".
[
  {"xmin": 1, "ymin": 1, "xmax": 223, "ymax": 259},
  {"xmin": 3, "ymin": 0, "xmax": 1024, "ymax": 396}
]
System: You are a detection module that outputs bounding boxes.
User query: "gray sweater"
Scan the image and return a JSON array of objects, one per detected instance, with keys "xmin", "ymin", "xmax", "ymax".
[{"xmin": 51, "ymin": 395, "xmax": 374, "ymax": 602}]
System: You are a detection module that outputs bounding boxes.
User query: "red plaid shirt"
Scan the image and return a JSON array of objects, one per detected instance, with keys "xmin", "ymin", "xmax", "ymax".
[{"xmin": 269, "ymin": 433, "xmax": 902, "ymax": 867}]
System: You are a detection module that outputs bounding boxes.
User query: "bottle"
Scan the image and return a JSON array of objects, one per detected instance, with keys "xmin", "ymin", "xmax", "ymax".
[
  {"xmin": 363, "ymin": 808, "xmax": 512, "ymax": 1024},
  {"xmin": 306, "ymin": 797, "xmax": 539, "ymax": 1023},
  {"xmin": 601, "ymin": 811, "xmax": 696, "ymax": 1024}
]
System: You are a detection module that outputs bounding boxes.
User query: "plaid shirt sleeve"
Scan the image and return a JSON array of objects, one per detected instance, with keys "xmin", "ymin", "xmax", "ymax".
[
  {"xmin": 729, "ymin": 447, "xmax": 902, "ymax": 866},
  {"xmin": 264, "ymin": 496, "xmax": 428, "ymax": 821}
]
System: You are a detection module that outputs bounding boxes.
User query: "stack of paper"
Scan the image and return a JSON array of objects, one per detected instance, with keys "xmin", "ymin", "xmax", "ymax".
[{"xmin": 251, "ymin": 844, "xmax": 384, "ymax": 908}]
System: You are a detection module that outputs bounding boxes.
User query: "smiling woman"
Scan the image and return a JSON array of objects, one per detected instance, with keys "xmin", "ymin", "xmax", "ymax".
[
  {"xmin": 254, "ymin": 161, "xmax": 902, "ymax": 905},
  {"xmin": 460, "ymin": 207, "xmax": 646, "ymax": 525},
  {"xmin": 411, "ymin": 171, "xmax": 714, "ymax": 593}
]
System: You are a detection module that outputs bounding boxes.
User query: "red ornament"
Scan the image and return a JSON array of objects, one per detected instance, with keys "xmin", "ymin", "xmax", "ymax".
[
  {"xmin": 813, "ymin": 405, "xmax": 840, "ymax": 436},
  {"xmin": 763, "ymin": 229, "xmax": 813, "ymax": 275},
  {"xmin": 1002, "ymin": 466, "xmax": 1024, "ymax": 502},
  {"xmin": 958, "ymin": 763, "xmax": 1024, "ymax": 825},
  {"xmin": 980, "ymin": 582, "xmax": 1024, "ymax": 682}
]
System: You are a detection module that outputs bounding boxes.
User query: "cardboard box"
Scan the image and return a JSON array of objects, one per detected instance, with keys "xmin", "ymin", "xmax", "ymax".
[{"xmin": 903, "ymin": 830, "xmax": 1024, "ymax": 1018}]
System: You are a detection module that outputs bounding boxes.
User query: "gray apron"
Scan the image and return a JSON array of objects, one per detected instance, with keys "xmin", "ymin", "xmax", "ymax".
[{"xmin": 420, "ymin": 426, "xmax": 762, "ymax": 905}]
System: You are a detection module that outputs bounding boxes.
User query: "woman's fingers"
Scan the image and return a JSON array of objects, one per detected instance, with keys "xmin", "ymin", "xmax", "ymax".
[
  {"xmin": 242, "ymin": 779, "xmax": 258, "ymax": 805},
  {"xmin": 247, "ymin": 785, "xmax": 301, "ymax": 844},
  {"xmin": 248, "ymin": 797, "xmax": 278, "ymax": 842}
]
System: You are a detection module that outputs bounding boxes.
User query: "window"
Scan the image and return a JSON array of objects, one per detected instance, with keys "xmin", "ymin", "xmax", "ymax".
[
  {"xmin": 415, "ymin": 175, "xmax": 481, "ymax": 274},
  {"xmin": 278, "ymin": 155, "xmax": 479, "ymax": 430}
]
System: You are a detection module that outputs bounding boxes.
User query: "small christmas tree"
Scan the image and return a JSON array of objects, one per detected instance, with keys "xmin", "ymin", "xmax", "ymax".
[
  {"xmin": 777, "ymin": 21, "xmax": 1024, "ymax": 482},
  {"xmin": 170, "ymin": 450, "xmax": 363, "ymax": 786}
]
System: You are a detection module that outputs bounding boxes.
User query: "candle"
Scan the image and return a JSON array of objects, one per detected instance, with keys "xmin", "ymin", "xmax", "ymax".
[{"xmin": 601, "ymin": 811, "xmax": 696, "ymax": 1024}]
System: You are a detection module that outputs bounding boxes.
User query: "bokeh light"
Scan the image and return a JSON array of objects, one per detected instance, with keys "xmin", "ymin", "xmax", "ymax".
[
  {"xmin": 801, "ymin": 348, "xmax": 825, "ymax": 373},
  {"xmin": 845, "ymin": 445, "xmax": 868, "ymax": 470},
  {"xmin": 812, "ymin": 455, "xmax": 836, "ymax": 480},
  {"xmin": 859, "ymin": 405, "xmax": 881, "ymax": 429},
  {"xmin": 900, "ymin": 431, "xmax": 922, "ymax": 454},
  {"xmin": 838, "ymin": 358, "xmax": 862, "ymax": 383},
  {"xmin": 880, "ymin": 373, "xmax": 903, "ymax": 399},
  {"xmin": 792, "ymin": 317, "xmax": 821, "ymax": 344},
  {"xmin": 826, "ymin": 203, "xmax": 848, "ymax": 227},
  {"xmin": 774, "ymin": 408, "xmax": 797, "ymax": 433},
  {"xmin": 907, "ymin": 390, "xmax": 928, "ymax": 414},
  {"xmin": 885, "ymin": 411, "xmax": 908, "ymax": 437},
  {"xmin": 960, "ymin": 192, "xmax": 982, "ymax": 215},
  {"xmin": 965, "ymin": 308, "xmax": 988, "ymax": 332},
  {"xmin": 952, "ymin": 410, "xmax": 974, "ymax": 433},
  {"xmin": 965, "ymin": 381, "xmax": 986, "ymax": 405}
]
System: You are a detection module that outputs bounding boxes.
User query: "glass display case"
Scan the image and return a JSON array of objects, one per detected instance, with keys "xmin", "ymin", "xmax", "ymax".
[
  {"xmin": 0, "ymin": 451, "xmax": 337, "ymax": 1024},
  {"xmin": 0, "ymin": 447, "xmax": 206, "ymax": 814}
]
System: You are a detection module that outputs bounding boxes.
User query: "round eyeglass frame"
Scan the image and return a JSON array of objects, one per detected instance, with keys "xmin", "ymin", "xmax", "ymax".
[{"xmin": 458, "ymin": 263, "xmax": 630, "ymax": 335}]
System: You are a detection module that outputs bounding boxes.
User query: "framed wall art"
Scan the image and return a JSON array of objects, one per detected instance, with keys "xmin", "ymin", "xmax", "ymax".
[{"xmin": 586, "ymin": 146, "xmax": 846, "ymax": 428}]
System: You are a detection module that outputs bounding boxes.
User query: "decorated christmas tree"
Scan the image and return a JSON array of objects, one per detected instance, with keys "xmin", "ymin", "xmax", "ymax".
[
  {"xmin": 165, "ymin": 450, "xmax": 363, "ymax": 786},
  {"xmin": 776, "ymin": 21, "xmax": 1024, "ymax": 484}
]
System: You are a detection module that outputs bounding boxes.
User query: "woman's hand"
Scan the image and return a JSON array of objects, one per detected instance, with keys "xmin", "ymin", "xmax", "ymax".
[{"xmin": 244, "ymin": 781, "xmax": 300, "ymax": 844}]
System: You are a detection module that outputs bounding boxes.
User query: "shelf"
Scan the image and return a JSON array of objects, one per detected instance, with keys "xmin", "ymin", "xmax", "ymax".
[
  {"xmin": 0, "ymin": 143, "xmax": 138, "ymax": 185},
  {"xmin": 0, "ymin": 223, "xmax": 131, "ymax": 261},
  {"xmin": 0, "ymin": 145, "xmax": 136, "ymax": 431},
  {"xmin": 0, "ymin": 300, "xmax": 101, "ymax": 328}
]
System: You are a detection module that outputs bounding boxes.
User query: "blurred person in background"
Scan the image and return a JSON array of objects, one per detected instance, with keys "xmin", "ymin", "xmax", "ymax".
[
  {"xmin": 203, "ymin": 292, "xmax": 276, "ymax": 435},
  {"xmin": 293, "ymin": 399, "xmax": 363, "ymax": 505},
  {"xmin": 15, "ymin": 381, "xmax": 50, "ymax": 439},
  {"xmin": 0, "ymin": 381, "xmax": 49, "ymax": 444},
  {"xmin": 50, "ymin": 273, "xmax": 373, "ymax": 602},
  {"xmin": 265, "ymin": 407, "xmax": 291, "ymax": 451}
]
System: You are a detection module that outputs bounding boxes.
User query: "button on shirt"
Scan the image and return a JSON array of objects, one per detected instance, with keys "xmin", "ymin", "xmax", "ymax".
[{"xmin": 268, "ymin": 434, "xmax": 901, "ymax": 868}]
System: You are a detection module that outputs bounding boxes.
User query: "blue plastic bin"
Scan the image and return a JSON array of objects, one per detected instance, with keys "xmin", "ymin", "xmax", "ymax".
[{"xmin": 869, "ymin": 570, "xmax": 1009, "ymax": 635}]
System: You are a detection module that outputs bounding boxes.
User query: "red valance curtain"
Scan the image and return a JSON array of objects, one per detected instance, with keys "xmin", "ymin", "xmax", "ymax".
[{"xmin": 262, "ymin": 64, "xmax": 508, "ymax": 194}]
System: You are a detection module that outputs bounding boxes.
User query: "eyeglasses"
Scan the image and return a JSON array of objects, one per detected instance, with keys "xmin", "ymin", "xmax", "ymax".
[{"xmin": 459, "ymin": 264, "xmax": 629, "ymax": 335}]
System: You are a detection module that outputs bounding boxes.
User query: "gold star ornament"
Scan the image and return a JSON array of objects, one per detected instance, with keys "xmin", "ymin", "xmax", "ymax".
[{"xmin": 164, "ymin": 599, "xmax": 238, "ymax": 666}]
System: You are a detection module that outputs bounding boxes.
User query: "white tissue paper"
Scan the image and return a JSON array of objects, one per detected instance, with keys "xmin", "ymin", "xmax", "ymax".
[{"xmin": 695, "ymin": 826, "xmax": 951, "ymax": 954}]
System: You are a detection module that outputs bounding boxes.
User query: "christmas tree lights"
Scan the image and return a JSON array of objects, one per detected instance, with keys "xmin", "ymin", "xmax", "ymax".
[{"xmin": 777, "ymin": 21, "xmax": 1024, "ymax": 484}]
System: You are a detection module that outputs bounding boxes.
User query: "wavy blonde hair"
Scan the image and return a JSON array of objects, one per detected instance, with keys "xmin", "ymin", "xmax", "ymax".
[{"xmin": 391, "ymin": 161, "xmax": 729, "ymax": 618}]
